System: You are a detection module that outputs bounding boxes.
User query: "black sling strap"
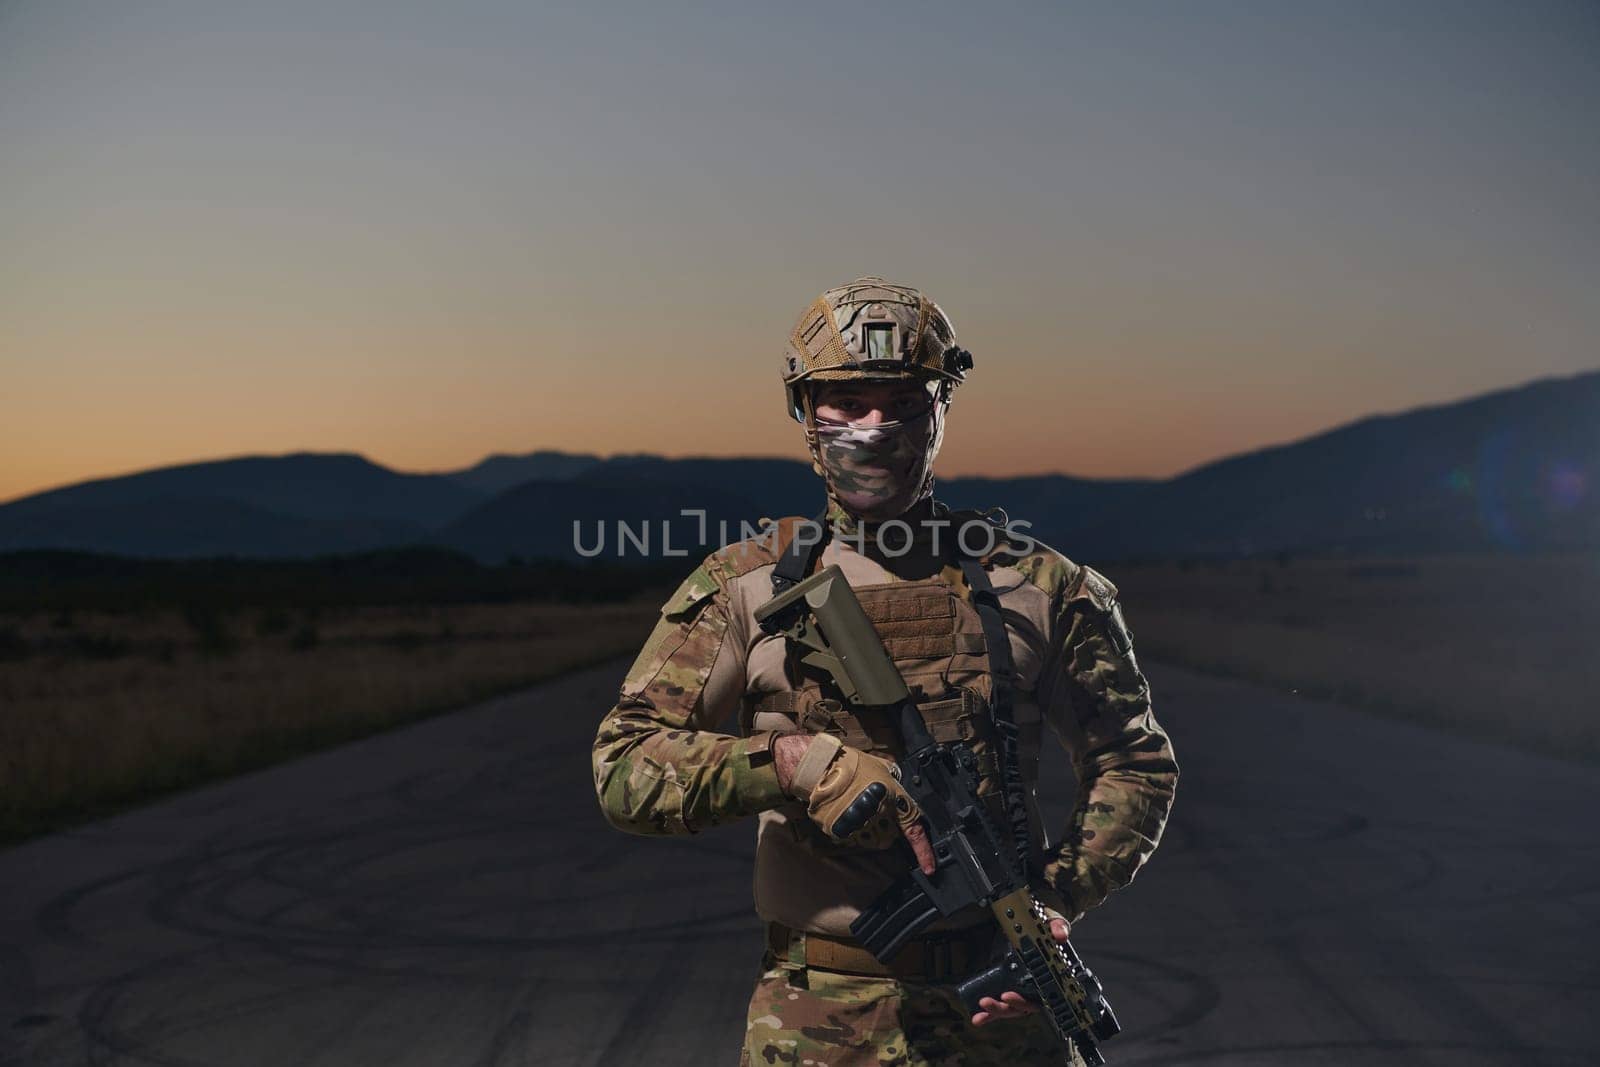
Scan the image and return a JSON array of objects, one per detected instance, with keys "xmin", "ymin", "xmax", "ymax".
[
  {"xmin": 770, "ymin": 512, "xmax": 831, "ymax": 594},
  {"xmin": 959, "ymin": 555, "xmax": 1033, "ymax": 878}
]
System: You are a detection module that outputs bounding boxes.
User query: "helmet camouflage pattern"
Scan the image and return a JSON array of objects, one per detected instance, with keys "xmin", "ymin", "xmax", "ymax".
[{"xmin": 782, "ymin": 276, "xmax": 973, "ymax": 422}]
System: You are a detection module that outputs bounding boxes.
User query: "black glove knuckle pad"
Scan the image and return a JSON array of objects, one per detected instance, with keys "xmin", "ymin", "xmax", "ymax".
[{"xmin": 830, "ymin": 780, "xmax": 887, "ymax": 838}]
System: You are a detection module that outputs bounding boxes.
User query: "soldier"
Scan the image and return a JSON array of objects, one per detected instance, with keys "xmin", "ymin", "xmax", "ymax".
[{"xmin": 591, "ymin": 277, "xmax": 1178, "ymax": 1065}]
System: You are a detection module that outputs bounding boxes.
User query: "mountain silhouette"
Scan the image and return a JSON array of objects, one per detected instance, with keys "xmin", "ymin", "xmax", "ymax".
[
  {"xmin": 1, "ymin": 371, "xmax": 1594, "ymax": 561},
  {"xmin": 0, "ymin": 452, "xmax": 477, "ymax": 528},
  {"xmin": 443, "ymin": 450, "xmax": 604, "ymax": 495},
  {"xmin": 937, "ymin": 474, "xmax": 1156, "ymax": 548},
  {"xmin": 1066, "ymin": 370, "xmax": 1600, "ymax": 558},
  {"xmin": 576, "ymin": 457, "xmax": 827, "ymax": 521},
  {"xmin": 435, "ymin": 476, "xmax": 765, "ymax": 563}
]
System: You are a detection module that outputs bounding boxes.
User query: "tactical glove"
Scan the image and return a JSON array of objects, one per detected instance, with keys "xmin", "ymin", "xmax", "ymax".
[{"xmin": 788, "ymin": 734, "xmax": 924, "ymax": 850}]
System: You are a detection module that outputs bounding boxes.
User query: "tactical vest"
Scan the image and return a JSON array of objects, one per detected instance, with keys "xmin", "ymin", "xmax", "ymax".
[{"xmin": 739, "ymin": 515, "xmax": 1038, "ymax": 872}]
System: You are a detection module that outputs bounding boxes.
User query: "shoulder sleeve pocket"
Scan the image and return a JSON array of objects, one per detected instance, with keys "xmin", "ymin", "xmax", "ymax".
[
  {"xmin": 662, "ymin": 563, "xmax": 720, "ymax": 620},
  {"xmin": 618, "ymin": 562, "xmax": 730, "ymax": 720}
]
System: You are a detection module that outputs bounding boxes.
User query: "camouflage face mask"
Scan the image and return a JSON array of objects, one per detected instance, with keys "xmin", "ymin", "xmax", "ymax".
[{"xmin": 809, "ymin": 406, "xmax": 946, "ymax": 522}]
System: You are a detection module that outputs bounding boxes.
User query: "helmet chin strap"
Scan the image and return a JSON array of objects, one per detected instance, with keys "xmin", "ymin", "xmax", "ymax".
[{"xmin": 798, "ymin": 386, "xmax": 829, "ymax": 481}]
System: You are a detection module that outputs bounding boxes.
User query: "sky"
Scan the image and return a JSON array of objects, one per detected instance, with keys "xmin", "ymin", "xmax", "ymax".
[{"xmin": 2, "ymin": 0, "xmax": 1597, "ymax": 504}]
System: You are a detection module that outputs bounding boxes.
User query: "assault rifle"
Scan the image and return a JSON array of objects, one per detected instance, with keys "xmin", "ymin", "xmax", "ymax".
[{"xmin": 755, "ymin": 563, "xmax": 1121, "ymax": 1065}]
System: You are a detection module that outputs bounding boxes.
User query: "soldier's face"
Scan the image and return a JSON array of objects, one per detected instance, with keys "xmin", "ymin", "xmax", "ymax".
[
  {"xmin": 808, "ymin": 379, "xmax": 946, "ymax": 520},
  {"xmin": 812, "ymin": 381, "xmax": 936, "ymax": 427}
]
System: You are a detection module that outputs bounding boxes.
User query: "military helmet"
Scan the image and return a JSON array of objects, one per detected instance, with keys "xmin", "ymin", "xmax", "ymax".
[{"xmin": 782, "ymin": 276, "xmax": 973, "ymax": 422}]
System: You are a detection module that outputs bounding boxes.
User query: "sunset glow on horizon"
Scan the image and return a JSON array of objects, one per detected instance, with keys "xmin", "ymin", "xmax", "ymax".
[{"xmin": 4, "ymin": 2, "xmax": 1596, "ymax": 504}]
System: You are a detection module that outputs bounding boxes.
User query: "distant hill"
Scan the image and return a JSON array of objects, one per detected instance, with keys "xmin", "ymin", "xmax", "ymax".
[
  {"xmin": 576, "ymin": 456, "xmax": 827, "ymax": 521},
  {"xmin": 1067, "ymin": 371, "xmax": 1600, "ymax": 558},
  {"xmin": 0, "ymin": 452, "xmax": 478, "ymax": 528},
  {"xmin": 434, "ymin": 476, "xmax": 765, "ymax": 562},
  {"xmin": 938, "ymin": 474, "xmax": 1157, "ymax": 548},
  {"xmin": 442, "ymin": 450, "xmax": 604, "ymax": 495},
  {"xmin": 566, "ymin": 459, "xmax": 1155, "ymax": 541},
  {"xmin": 1, "ymin": 371, "xmax": 1594, "ymax": 561}
]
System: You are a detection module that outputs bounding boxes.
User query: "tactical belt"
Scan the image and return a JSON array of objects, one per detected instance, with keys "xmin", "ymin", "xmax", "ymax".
[{"xmin": 766, "ymin": 921, "xmax": 998, "ymax": 983}]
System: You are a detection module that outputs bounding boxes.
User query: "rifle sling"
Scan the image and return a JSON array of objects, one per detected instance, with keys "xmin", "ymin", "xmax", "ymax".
[
  {"xmin": 959, "ymin": 556, "xmax": 1034, "ymax": 878},
  {"xmin": 770, "ymin": 511, "xmax": 829, "ymax": 594}
]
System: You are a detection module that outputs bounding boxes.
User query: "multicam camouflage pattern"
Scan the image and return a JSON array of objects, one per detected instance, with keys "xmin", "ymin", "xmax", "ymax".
[
  {"xmin": 1021, "ymin": 559, "xmax": 1177, "ymax": 919},
  {"xmin": 811, "ymin": 411, "xmax": 944, "ymax": 522},
  {"xmin": 591, "ymin": 527, "xmax": 1177, "ymax": 916},
  {"xmin": 592, "ymin": 562, "xmax": 788, "ymax": 835},
  {"xmin": 782, "ymin": 277, "xmax": 971, "ymax": 396},
  {"xmin": 591, "ymin": 518, "xmax": 1177, "ymax": 1061},
  {"xmin": 739, "ymin": 958, "xmax": 1085, "ymax": 1067}
]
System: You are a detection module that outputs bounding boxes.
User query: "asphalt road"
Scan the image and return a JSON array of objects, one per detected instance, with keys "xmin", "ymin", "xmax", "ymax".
[{"xmin": 3, "ymin": 659, "xmax": 1597, "ymax": 1066}]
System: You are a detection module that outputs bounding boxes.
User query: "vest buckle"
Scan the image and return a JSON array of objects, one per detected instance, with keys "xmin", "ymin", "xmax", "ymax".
[{"xmin": 799, "ymin": 698, "xmax": 841, "ymax": 735}]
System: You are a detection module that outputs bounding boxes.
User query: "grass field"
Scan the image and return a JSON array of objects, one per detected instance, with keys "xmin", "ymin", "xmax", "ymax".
[
  {"xmin": 1110, "ymin": 553, "xmax": 1600, "ymax": 761},
  {"xmin": 0, "ymin": 597, "xmax": 663, "ymax": 842}
]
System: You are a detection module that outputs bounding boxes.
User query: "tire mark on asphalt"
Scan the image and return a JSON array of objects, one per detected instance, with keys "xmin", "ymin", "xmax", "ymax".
[{"xmin": 1114, "ymin": 1038, "xmax": 1598, "ymax": 1066}]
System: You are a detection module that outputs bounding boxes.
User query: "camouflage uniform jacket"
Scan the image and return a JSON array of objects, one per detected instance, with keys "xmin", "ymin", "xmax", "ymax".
[{"xmin": 591, "ymin": 514, "xmax": 1178, "ymax": 935}]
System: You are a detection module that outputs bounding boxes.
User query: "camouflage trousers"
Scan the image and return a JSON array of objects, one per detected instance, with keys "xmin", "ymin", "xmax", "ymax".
[{"xmin": 738, "ymin": 951, "xmax": 1085, "ymax": 1067}]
